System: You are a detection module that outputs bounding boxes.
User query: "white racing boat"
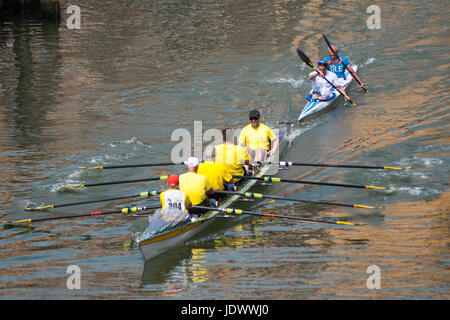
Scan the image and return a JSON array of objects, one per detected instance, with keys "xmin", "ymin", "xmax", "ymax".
[
  {"xmin": 297, "ymin": 66, "xmax": 357, "ymax": 123},
  {"xmin": 136, "ymin": 130, "xmax": 287, "ymax": 261},
  {"xmin": 136, "ymin": 162, "xmax": 274, "ymax": 261}
]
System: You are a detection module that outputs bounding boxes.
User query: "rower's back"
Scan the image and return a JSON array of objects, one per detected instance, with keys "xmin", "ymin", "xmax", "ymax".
[
  {"xmin": 179, "ymin": 171, "xmax": 211, "ymax": 206},
  {"xmin": 160, "ymin": 188, "xmax": 189, "ymax": 212},
  {"xmin": 214, "ymin": 128, "xmax": 249, "ymax": 182}
]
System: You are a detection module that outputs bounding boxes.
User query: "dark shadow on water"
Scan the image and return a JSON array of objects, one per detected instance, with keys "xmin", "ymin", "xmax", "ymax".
[{"xmin": 1, "ymin": 10, "xmax": 61, "ymax": 152}]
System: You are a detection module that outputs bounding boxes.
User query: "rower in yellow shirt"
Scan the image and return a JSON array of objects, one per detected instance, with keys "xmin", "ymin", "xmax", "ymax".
[
  {"xmin": 198, "ymin": 146, "xmax": 234, "ymax": 201},
  {"xmin": 179, "ymin": 157, "xmax": 214, "ymax": 216},
  {"xmin": 214, "ymin": 128, "xmax": 251, "ymax": 183},
  {"xmin": 238, "ymin": 110, "xmax": 279, "ymax": 162}
]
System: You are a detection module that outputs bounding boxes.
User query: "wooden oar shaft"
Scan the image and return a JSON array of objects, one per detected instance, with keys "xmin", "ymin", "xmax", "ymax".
[
  {"xmin": 215, "ymin": 190, "xmax": 373, "ymax": 208},
  {"xmin": 61, "ymin": 176, "xmax": 168, "ymax": 189},
  {"xmin": 84, "ymin": 177, "xmax": 165, "ymax": 187},
  {"xmin": 278, "ymin": 121, "xmax": 297, "ymax": 125},
  {"xmin": 290, "ymin": 163, "xmax": 383, "ymax": 169},
  {"xmin": 80, "ymin": 163, "xmax": 178, "ymax": 170},
  {"xmin": 193, "ymin": 206, "xmax": 360, "ymax": 226},
  {"xmin": 232, "ymin": 175, "xmax": 392, "ymax": 190},
  {"xmin": 4, "ymin": 205, "xmax": 161, "ymax": 225},
  {"xmin": 26, "ymin": 190, "xmax": 160, "ymax": 211},
  {"xmin": 271, "ymin": 161, "xmax": 409, "ymax": 170}
]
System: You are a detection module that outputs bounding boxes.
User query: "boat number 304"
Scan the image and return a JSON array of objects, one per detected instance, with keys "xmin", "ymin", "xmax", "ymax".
[{"xmin": 168, "ymin": 202, "xmax": 182, "ymax": 210}]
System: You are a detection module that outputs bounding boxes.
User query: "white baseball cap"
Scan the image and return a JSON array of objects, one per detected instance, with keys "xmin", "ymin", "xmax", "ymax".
[{"xmin": 184, "ymin": 157, "xmax": 199, "ymax": 167}]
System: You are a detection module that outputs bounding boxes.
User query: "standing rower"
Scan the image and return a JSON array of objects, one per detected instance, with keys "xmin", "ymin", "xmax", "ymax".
[
  {"xmin": 179, "ymin": 157, "xmax": 214, "ymax": 216},
  {"xmin": 322, "ymin": 45, "xmax": 365, "ymax": 89},
  {"xmin": 214, "ymin": 128, "xmax": 251, "ymax": 182},
  {"xmin": 238, "ymin": 110, "xmax": 279, "ymax": 163}
]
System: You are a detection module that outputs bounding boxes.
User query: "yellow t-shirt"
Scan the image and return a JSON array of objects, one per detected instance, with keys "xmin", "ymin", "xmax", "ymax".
[
  {"xmin": 198, "ymin": 161, "xmax": 232, "ymax": 191},
  {"xmin": 160, "ymin": 188, "xmax": 191, "ymax": 211},
  {"xmin": 179, "ymin": 172, "xmax": 212, "ymax": 206},
  {"xmin": 214, "ymin": 144, "xmax": 250, "ymax": 181},
  {"xmin": 238, "ymin": 123, "xmax": 277, "ymax": 150}
]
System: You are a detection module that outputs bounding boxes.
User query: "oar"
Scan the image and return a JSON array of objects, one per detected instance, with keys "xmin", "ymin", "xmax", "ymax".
[
  {"xmin": 60, "ymin": 176, "xmax": 168, "ymax": 189},
  {"xmin": 193, "ymin": 206, "xmax": 364, "ymax": 226},
  {"xmin": 232, "ymin": 175, "xmax": 395, "ymax": 190},
  {"xmin": 322, "ymin": 33, "xmax": 368, "ymax": 93},
  {"xmin": 79, "ymin": 163, "xmax": 178, "ymax": 170},
  {"xmin": 296, "ymin": 47, "xmax": 357, "ymax": 107},
  {"xmin": 264, "ymin": 161, "xmax": 411, "ymax": 170},
  {"xmin": 278, "ymin": 121, "xmax": 297, "ymax": 125},
  {"xmin": 2, "ymin": 205, "xmax": 161, "ymax": 227},
  {"xmin": 25, "ymin": 190, "xmax": 161, "ymax": 211},
  {"xmin": 214, "ymin": 190, "xmax": 381, "ymax": 209}
]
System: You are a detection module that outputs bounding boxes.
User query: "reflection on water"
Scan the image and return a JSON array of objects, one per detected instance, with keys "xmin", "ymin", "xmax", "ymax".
[
  {"xmin": 140, "ymin": 192, "xmax": 448, "ymax": 299},
  {"xmin": 0, "ymin": 0, "xmax": 449, "ymax": 299}
]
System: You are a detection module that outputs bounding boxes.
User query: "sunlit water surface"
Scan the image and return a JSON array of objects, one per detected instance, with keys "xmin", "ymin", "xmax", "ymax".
[{"xmin": 0, "ymin": 0, "xmax": 448, "ymax": 299}]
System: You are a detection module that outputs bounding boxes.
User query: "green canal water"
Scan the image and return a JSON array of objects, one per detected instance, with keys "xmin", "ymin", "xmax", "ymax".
[{"xmin": 0, "ymin": 0, "xmax": 448, "ymax": 299}]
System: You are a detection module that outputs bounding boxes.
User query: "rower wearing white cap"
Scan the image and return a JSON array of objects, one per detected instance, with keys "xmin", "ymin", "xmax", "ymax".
[{"xmin": 179, "ymin": 157, "xmax": 215, "ymax": 216}]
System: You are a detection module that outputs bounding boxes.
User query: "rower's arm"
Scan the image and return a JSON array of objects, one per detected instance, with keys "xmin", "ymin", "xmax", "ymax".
[
  {"xmin": 347, "ymin": 65, "xmax": 365, "ymax": 88},
  {"xmin": 237, "ymin": 131, "xmax": 247, "ymax": 149},
  {"xmin": 268, "ymin": 136, "xmax": 279, "ymax": 157},
  {"xmin": 309, "ymin": 72, "xmax": 319, "ymax": 80},
  {"xmin": 242, "ymin": 148, "xmax": 252, "ymax": 168},
  {"xmin": 244, "ymin": 159, "xmax": 253, "ymax": 168},
  {"xmin": 185, "ymin": 194, "xmax": 192, "ymax": 209},
  {"xmin": 337, "ymin": 85, "xmax": 350, "ymax": 101}
]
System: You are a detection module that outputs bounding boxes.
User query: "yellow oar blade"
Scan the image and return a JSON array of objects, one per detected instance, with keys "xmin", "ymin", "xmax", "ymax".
[
  {"xmin": 336, "ymin": 221, "xmax": 356, "ymax": 226},
  {"xmin": 25, "ymin": 205, "xmax": 54, "ymax": 211},
  {"xmin": 78, "ymin": 166, "xmax": 104, "ymax": 170},
  {"xmin": 337, "ymin": 221, "xmax": 367, "ymax": 226},
  {"xmin": 2, "ymin": 219, "xmax": 32, "ymax": 225},
  {"xmin": 383, "ymin": 166, "xmax": 412, "ymax": 170},
  {"xmin": 364, "ymin": 185, "xmax": 395, "ymax": 190},
  {"xmin": 60, "ymin": 184, "xmax": 85, "ymax": 189},
  {"xmin": 354, "ymin": 204, "xmax": 375, "ymax": 209}
]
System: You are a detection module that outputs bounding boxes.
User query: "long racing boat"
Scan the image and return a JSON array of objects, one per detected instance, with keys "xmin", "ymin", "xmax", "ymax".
[
  {"xmin": 297, "ymin": 66, "xmax": 357, "ymax": 124},
  {"xmin": 136, "ymin": 129, "xmax": 287, "ymax": 261}
]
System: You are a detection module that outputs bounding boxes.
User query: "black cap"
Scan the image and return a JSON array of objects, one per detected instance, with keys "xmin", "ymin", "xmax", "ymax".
[{"xmin": 249, "ymin": 110, "xmax": 260, "ymax": 120}]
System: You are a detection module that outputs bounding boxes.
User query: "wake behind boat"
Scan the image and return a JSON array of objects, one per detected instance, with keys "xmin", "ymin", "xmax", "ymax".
[{"xmin": 298, "ymin": 65, "xmax": 357, "ymax": 124}]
